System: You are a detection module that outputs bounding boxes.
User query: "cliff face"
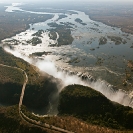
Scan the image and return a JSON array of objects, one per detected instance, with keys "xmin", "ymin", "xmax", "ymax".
[
  {"xmin": 58, "ymin": 84, "xmax": 133, "ymax": 130},
  {"xmin": 0, "ymin": 75, "xmax": 63, "ymax": 113},
  {"xmin": 23, "ymin": 76, "xmax": 62, "ymax": 111}
]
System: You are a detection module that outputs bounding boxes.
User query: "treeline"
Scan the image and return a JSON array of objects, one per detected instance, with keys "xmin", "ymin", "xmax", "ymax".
[
  {"xmin": 21, "ymin": 105, "xmax": 121, "ymax": 133},
  {"xmin": 0, "ymin": 10, "xmax": 53, "ymax": 41},
  {"xmin": 0, "ymin": 105, "xmax": 50, "ymax": 133},
  {"xmin": 0, "ymin": 65, "xmax": 24, "ymax": 84},
  {"xmin": 0, "ymin": 47, "xmax": 38, "ymax": 84},
  {"xmin": 48, "ymin": 22, "xmax": 74, "ymax": 46},
  {"xmin": 58, "ymin": 84, "xmax": 133, "ymax": 130}
]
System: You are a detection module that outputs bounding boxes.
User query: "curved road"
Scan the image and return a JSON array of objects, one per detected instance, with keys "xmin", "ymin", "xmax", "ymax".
[
  {"xmin": 0, "ymin": 63, "xmax": 74, "ymax": 133},
  {"xmin": 0, "ymin": 63, "xmax": 28, "ymax": 112}
]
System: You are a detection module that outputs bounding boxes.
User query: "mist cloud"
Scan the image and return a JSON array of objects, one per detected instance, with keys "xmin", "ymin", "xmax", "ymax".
[{"xmin": 4, "ymin": 46, "xmax": 133, "ymax": 110}]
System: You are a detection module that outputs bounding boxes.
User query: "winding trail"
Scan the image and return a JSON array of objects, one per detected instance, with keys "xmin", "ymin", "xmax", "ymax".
[
  {"xmin": 0, "ymin": 63, "xmax": 28, "ymax": 112},
  {"xmin": 0, "ymin": 63, "xmax": 74, "ymax": 133}
]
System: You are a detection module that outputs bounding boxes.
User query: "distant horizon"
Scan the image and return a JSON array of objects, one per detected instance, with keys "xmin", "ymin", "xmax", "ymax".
[{"xmin": 0, "ymin": 0, "xmax": 133, "ymax": 4}]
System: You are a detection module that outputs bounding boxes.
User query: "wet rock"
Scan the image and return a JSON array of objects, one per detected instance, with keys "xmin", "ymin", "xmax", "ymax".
[
  {"xmin": 99, "ymin": 37, "xmax": 107, "ymax": 45},
  {"xmin": 90, "ymin": 48, "xmax": 95, "ymax": 51},
  {"xmin": 77, "ymin": 72, "xmax": 82, "ymax": 77},
  {"xmin": 81, "ymin": 75, "xmax": 88, "ymax": 80}
]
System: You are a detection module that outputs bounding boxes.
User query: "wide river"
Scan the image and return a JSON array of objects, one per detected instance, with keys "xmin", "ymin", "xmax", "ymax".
[{"xmin": 2, "ymin": 3, "xmax": 133, "ymax": 111}]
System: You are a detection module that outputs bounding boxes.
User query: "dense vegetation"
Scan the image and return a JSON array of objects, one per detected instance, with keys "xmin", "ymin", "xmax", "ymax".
[
  {"xmin": 84, "ymin": 3, "xmax": 133, "ymax": 34},
  {"xmin": 48, "ymin": 22, "xmax": 74, "ymax": 46},
  {"xmin": 30, "ymin": 51, "xmax": 52, "ymax": 57},
  {"xmin": 0, "ymin": 105, "xmax": 56, "ymax": 133},
  {"xmin": 0, "ymin": 65, "xmax": 24, "ymax": 84},
  {"xmin": 99, "ymin": 37, "xmax": 107, "ymax": 45},
  {"xmin": 0, "ymin": 9, "xmax": 53, "ymax": 41},
  {"xmin": 58, "ymin": 84, "xmax": 133, "ymax": 130},
  {"xmin": 56, "ymin": 14, "xmax": 67, "ymax": 21},
  {"xmin": 107, "ymin": 36, "xmax": 126, "ymax": 45},
  {"xmin": 0, "ymin": 82, "xmax": 22, "ymax": 106},
  {"xmin": 75, "ymin": 18, "xmax": 87, "ymax": 25},
  {"xmin": 32, "ymin": 30, "xmax": 44, "ymax": 37},
  {"xmin": 48, "ymin": 31, "xmax": 57, "ymax": 40},
  {"xmin": 0, "ymin": 47, "xmax": 37, "ymax": 84},
  {"xmin": 0, "ymin": 47, "xmax": 62, "ymax": 110},
  {"xmin": 20, "ymin": 105, "xmax": 123, "ymax": 133},
  {"xmin": 27, "ymin": 37, "xmax": 42, "ymax": 46}
]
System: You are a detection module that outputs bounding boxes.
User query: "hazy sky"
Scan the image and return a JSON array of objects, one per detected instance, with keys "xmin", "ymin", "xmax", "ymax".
[{"xmin": 0, "ymin": 0, "xmax": 133, "ymax": 3}]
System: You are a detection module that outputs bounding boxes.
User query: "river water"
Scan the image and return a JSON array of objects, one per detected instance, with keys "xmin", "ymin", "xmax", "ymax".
[{"xmin": 2, "ymin": 3, "xmax": 133, "ymax": 111}]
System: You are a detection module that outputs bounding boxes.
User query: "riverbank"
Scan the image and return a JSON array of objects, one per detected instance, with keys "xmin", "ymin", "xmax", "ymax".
[
  {"xmin": 82, "ymin": 2, "xmax": 133, "ymax": 35},
  {"xmin": 89, "ymin": 15, "xmax": 133, "ymax": 35},
  {"xmin": 0, "ymin": 7, "xmax": 53, "ymax": 41}
]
